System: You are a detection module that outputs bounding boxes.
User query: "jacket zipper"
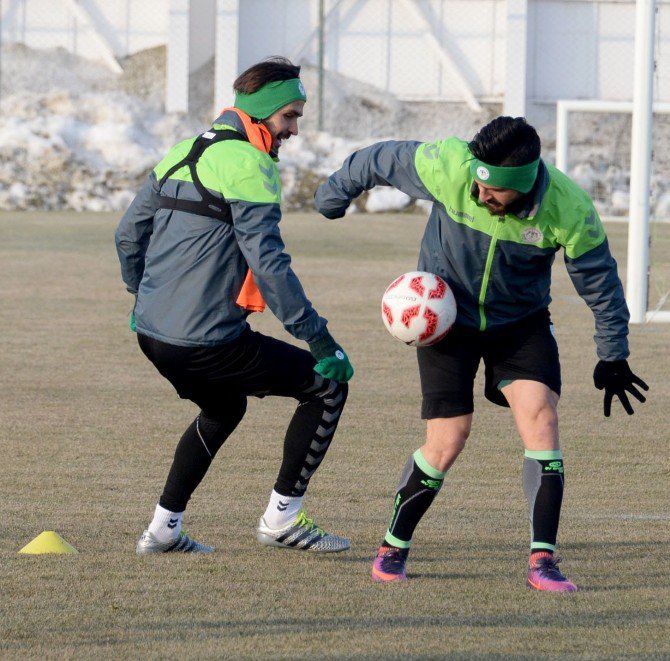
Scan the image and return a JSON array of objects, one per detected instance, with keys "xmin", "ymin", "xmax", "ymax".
[{"xmin": 478, "ymin": 217, "xmax": 505, "ymax": 331}]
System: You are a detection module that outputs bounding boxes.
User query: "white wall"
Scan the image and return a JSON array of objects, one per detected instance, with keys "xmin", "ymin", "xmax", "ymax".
[
  {"xmin": 189, "ymin": 0, "xmax": 216, "ymax": 72},
  {"xmin": 232, "ymin": 0, "xmax": 670, "ymax": 105},
  {"xmin": 1, "ymin": 0, "xmax": 168, "ymax": 60},
  {"xmin": 2, "ymin": 0, "xmax": 669, "ymax": 106},
  {"xmin": 235, "ymin": 0, "xmax": 508, "ymax": 102}
]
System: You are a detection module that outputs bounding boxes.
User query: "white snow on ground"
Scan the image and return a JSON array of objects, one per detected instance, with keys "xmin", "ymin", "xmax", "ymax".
[
  {"xmin": 1, "ymin": 43, "xmax": 668, "ymax": 218},
  {"xmin": 365, "ymin": 188, "xmax": 412, "ymax": 213}
]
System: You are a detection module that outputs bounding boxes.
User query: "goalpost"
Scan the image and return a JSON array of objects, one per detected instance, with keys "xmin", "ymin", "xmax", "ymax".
[
  {"xmin": 555, "ymin": 98, "xmax": 670, "ymax": 325},
  {"xmin": 555, "ymin": 0, "xmax": 669, "ymax": 324}
]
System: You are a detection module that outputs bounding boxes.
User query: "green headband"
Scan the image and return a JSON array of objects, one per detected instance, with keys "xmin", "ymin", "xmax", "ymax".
[
  {"xmin": 234, "ymin": 78, "xmax": 307, "ymax": 119},
  {"xmin": 469, "ymin": 157, "xmax": 540, "ymax": 194}
]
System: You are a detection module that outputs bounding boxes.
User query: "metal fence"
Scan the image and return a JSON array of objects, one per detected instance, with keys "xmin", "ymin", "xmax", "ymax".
[
  {"xmin": 1, "ymin": 0, "xmax": 669, "ymax": 222},
  {"xmin": 3, "ymin": 1, "xmax": 669, "ymax": 122}
]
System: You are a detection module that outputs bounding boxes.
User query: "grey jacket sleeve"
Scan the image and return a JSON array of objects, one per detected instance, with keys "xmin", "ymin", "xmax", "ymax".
[
  {"xmin": 314, "ymin": 140, "xmax": 433, "ymax": 218},
  {"xmin": 564, "ymin": 239, "xmax": 630, "ymax": 361},
  {"xmin": 231, "ymin": 199, "xmax": 329, "ymax": 344},
  {"xmin": 114, "ymin": 174, "xmax": 159, "ymax": 294}
]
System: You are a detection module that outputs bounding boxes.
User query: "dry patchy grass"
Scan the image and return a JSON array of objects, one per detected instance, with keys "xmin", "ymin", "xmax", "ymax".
[{"xmin": 0, "ymin": 212, "xmax": 668, "ymax": 659}]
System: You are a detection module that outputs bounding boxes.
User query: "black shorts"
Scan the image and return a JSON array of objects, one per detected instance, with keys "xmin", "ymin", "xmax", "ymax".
[
  {"xmin": 137, "ymin": 328, "xmax": 318, "ymax": 412},
  {"xmin": 417, "ymin": 310, "xmax": 561, "ymax": 419}
]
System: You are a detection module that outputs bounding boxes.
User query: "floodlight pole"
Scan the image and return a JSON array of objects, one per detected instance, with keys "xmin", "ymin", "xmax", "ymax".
[{"xmin": 627, "ymin": 0, "xmax": 656, "ymax": 323}]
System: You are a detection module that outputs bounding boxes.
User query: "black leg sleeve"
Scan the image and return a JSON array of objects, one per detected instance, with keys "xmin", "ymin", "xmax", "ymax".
[
  {"xmin": 523, "ymin": 454, "xmax": 564, "ymax": 550},
  {"xmin": 273, "ymin": 377, "xmax": 348, "ymax": 497},
  {"xmin": 386, "ymin": 451, "xmax": 444, "ymax": 546},
  {"xmin": 159, "ymin": 395, "xmax": 247, "ymax": 512}
]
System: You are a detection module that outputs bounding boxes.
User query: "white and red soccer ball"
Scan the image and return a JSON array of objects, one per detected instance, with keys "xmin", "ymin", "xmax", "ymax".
[{"xmin": 381, "ymin": 271, "xmax": 457, "ymax": 347}]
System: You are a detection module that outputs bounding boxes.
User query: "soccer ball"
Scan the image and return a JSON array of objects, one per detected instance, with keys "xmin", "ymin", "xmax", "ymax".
[{"xmin": 381, "ymin": 271, "xmax": 457, "ymax": 346}]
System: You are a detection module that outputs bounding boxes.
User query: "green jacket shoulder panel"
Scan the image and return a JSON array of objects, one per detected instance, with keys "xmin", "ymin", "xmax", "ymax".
[
  {"xmin": 153, "ymin": 133, "xmax": 281, "ymax": 205},
  {"xmin": 415, "ymin": 139, "xmax": 605, "ymax": 259},
  {"xmin": 153, "ymin": 137, "xmax": 194, "ymax": 179},
  {"xmin": 415, "ymin": 137, "xmax": 471, "ymax": 204},
  {"xmin": 541, "ymin": 164, "xmax": 605, "ymax": 259}
]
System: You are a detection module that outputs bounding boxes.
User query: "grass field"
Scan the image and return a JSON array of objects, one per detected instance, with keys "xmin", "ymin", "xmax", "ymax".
[{"xmin": 1, "ymin": 211, "xmax": 669, "ymax": 659}]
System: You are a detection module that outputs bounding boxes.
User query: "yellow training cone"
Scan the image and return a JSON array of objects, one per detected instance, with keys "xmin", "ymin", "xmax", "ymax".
[{"xmin": 18, "ymin": 531, "xmax": 79, "ymax": 554}]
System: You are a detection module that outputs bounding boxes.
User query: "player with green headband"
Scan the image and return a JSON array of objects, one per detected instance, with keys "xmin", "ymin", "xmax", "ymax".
[
  {"xmin": 235, "ymin": 77, "xmax": 307, "ymax": 120},
  {"xmin": 315, "ymin": 115, "xmax": 648, "ymax": 591},
  {"xmin": 469, "ymin": 157, "xmax": 540, "ymax": 193},
  {"xmin": 116, "ymin": 56, "xmax": 353, "ymax": 559}
]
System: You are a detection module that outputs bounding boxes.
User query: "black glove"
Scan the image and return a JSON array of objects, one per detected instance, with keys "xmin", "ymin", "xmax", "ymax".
[
  {"xmin": 593, "ymin": 359, "xmax": 648, "ymax": 417},
  {"xmin": 320, "ymin": 207, "xmax": 347, "ymax": 220}
]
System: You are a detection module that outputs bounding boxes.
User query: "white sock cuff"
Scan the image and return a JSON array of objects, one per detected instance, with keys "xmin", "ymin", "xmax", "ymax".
[
  {"xmin": 262, "ymin": 491, "xmax": 303, "ymax": 529},
  {"xmin": 148, "ymin": 504, "xmax": 183, "ymax": 542}
]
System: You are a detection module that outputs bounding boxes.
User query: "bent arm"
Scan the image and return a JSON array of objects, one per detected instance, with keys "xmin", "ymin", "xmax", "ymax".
[
  {"xmin": 114, "ymin": 174, "xmax": 158, "ymax": 293},
  {"xmin": 231, "ymin": 199, "xmax": 328, "ymax": 343}
]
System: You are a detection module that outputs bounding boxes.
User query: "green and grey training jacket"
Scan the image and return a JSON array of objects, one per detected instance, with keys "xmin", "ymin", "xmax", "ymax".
[
  {"xmin": 115, "ymin": 109, "xmax": 328, "ymax": 347},
  {"xmin": 315, "ymin": 137, "xmax": 630, "ymax": 361}
]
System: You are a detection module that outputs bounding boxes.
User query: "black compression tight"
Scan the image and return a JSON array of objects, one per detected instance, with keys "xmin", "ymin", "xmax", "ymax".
[{"xmin": 159, "ymin": 396, "xmax": 247, "ymax": 512}]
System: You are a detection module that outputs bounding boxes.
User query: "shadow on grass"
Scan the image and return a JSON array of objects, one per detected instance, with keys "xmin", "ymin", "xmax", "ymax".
[
  {"xmin": 33, "ymin": 609, "xmax": 668, "ymax": 649},
  {"xmin": 319, "ymin": 540, "xmax": 670, "ymax": 590}
]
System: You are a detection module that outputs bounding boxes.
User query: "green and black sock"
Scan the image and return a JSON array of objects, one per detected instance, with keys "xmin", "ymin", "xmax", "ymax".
[
  {"xmin": 523, "ymin": 449, "xmax": 565, "ymax": 554},
  {"xmin": 384, "ymin": 449, "xmax": 446, "ymax": 549}
]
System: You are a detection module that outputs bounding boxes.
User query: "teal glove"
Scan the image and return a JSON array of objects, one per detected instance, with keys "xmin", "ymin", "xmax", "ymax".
[
  {"xmin": 129, "ymin": 295, "xmax": 137, "ymax": 332},
  {"xmin": 314, "ymin": 353, "xmax": 354, "ymax": 382},
  {"xmin": 309, "ymin": 332, "xmax": 354, "ymax": 383}
]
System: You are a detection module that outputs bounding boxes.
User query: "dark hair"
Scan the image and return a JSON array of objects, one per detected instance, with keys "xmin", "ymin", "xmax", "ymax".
[
  {"xmin": 233, "ymin": 56, "xmax": 301, "ymax": 94},
  {"xmin": 468, "ymin": 116, "xmax": 541, "ymax": 166}
]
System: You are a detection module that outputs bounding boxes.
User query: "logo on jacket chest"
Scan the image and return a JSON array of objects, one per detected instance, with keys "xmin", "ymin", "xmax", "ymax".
[
  {"xmin": 448, "ymin": 206, "xmax": 475, "ymax": 223},
  {"xmin": 521, "ymin": 227, "xmax": 544, "ymax": 243}
]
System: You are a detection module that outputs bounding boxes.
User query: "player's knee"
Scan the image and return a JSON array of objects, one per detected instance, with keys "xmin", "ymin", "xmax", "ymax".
[
  {"xmin": 526, "ymin": 400, "xmax": 558, "ymax": 433},
  {"xmin": 425, "ymin": 416, "xmax": 471, "ymax": 466},
  {"xmin": 427, "ymin": 416, "xmax": 471, "ymax": 442},
  {"xmin": 420, "ymin": 441, "xmax": 465, "ymax": 473},
  {"xmin": 199, "ymin": 396, "xmax": 247, "ymax": 453},
  {"xmin": 333, "ymin": 381, "xmax": 348, "ymax": 407},
  {"xmin": 317, "ymin": 380, "xmax": 348, "ymax": 411}
]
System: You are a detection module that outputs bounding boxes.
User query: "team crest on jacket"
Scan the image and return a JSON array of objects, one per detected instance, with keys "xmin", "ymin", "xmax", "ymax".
[{"xmin": 522, "ymin": 227, "xmax": 543, "ymax": 243}]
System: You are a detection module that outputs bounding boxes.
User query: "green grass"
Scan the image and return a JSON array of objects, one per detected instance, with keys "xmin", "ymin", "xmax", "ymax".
[{"xmin": 1, "ymin": 211, "xmax": 669, "ymax": 659}]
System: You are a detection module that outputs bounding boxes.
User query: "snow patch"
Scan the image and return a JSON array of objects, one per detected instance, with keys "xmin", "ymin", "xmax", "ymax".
[
  {"xmin": 365, "ymin": 188, "xmax": 412, "ymax": 213},
  {"xmin": 1, "ymin": 43, "xmax": 669, "ymax": 219}
]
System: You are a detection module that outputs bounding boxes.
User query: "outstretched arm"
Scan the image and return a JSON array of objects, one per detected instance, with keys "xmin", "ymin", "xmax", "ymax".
[
  {"xmin": 314, "ymin": 140, "xmax": 433, "ymax": 219},
  {"xmin": 566, "ymin": 240, "xmax": 648, "ymax": 415}
]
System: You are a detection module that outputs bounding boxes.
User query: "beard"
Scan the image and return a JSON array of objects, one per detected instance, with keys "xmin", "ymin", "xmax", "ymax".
[
  {"xmin": 273, "ymin": 132, "xmax": 291, "ymax": 154},
  {"xmin": 483, "ymin": 200, "xmax": 507, "ymax": 215}
]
